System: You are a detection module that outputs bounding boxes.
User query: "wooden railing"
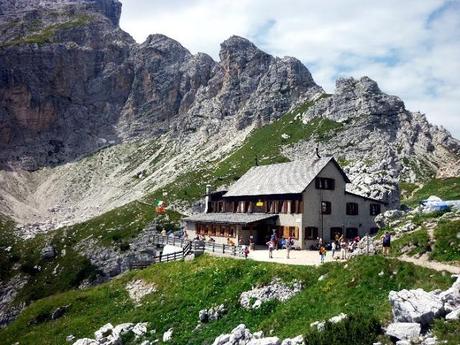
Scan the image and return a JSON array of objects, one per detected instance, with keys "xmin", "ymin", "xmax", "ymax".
[{"xmin": 149, "ymin": 234, "xmax": 245, "ymax": 258}]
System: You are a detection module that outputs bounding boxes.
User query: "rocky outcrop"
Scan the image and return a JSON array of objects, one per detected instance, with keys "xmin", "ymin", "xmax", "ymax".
[
  {"xmin": 286, "ymin": 77, "xmax": 460, "ymax": 208},
  {"xmin": 211, "ymin": 324, "xmax": 304, "ymax": 345},
  {"xmin": 239, "ymin": 279, "xmax": 302, "ymax": 309},
  {"xmin": 125, "ymin": 279, "xmax": 156, "ymax": 305},
  {"xmin": 71, "ymin": 321, "xmax": 149, "ymax": 345}
]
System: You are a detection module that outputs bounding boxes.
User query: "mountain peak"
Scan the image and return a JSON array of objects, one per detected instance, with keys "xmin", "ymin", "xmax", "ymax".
[
  {"xmin": 219, "ymin": 35, "xmax": 270, "ymax": 64},
  {"xmin": 0, "ymin": 0, "xmax": 122, "ymax": 26}
]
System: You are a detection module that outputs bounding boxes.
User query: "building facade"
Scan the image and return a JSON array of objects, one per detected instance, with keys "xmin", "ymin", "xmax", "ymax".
[{"xmin": 184, "ymin": 157, "xmax": 387, "ymax": 249}]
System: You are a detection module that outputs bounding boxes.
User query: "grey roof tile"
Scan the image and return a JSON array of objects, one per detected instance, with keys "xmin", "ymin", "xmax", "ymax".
[
  {"xmin": 224, "ymin": 157, "xmax": 335, "ymax": 197},
  {"xmin": 183, "ymin": 213, "xmax": 278, "ymax": 225}
]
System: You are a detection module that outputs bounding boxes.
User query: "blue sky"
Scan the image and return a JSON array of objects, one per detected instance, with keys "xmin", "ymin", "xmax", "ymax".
[{"xmin": 120, "ymin": 0, "xmax": 460, "ymax": 138}]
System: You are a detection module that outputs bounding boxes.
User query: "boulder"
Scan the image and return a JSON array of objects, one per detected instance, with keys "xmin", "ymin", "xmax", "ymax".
[
  {"xmin": 51, "ymin": 305, "xmax": 70, "ymax": 320},
  {"xmin": 163, "ymin": 328, "xmax": 173, "ymax": 342},
  {"xmin": 281, "ymin": 335, "xmax": 304, "ymax": 345},
  {"xmin": 439, "ymin": 275, "xmax": 460, "ymax": 313},
  {"xmin": 132, "ymin": 322, "xmax": 148, "ymax": 336},
  {"xmin": 389, "ymin": 289, "xmax": 444, "ymax": 326},
  {"xmin": 94, "ymin": 323, "xmax": 114, "ymax": 341},
  {"xmin": 446, "ymin": 307, "xmax": 460, "ymax": 320},
  {"xmin": 40, "ymin": 245, "xmax": 56, "ymax": 260},
  {"xmin": 247, "ymin": 337, "xmax": 280, "ymax": 345},
  {"xmin": 72, "ymin": 339, "xmax": 98, "ymax": 345},
  {"xmin": 385, "ymin": 322, "xmax": 421, "ymax": 340}
]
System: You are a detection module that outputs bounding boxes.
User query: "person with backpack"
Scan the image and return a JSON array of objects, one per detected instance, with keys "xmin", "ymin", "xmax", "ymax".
[{"xmin": 382, "ymin": 231, "xmax": 391, "ymax": 256}]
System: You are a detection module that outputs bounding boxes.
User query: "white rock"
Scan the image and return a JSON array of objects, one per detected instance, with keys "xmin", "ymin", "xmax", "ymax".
[
  {"xmin": 439, "ymin": 275, "xmax": 460, "ymax": 313},
  {"xmin": 318, "ymin": 274, "xmax": 327, "ymax": 281},
  {"xmin": 385, "ymin": 322, "xmax": 421, "ymax": 340},
  {"xmin": 72, "ymin": 339, "xmax": 98, "ymax": 345},
  {"xmin": 94, "ymin": 323, "xmax": 114, "ymax": 340},
  {"xmin": 247, "ymin": 337, "xmax": 280, "ymax": 345},
  {"xmin": 446, "ymin": 307, "xmax": 460, "ymax": 320},
  {"xmin": 113, "ymin": 323, "xmax": 133, "ymax": 335},
  {"xmin": 253, "ymin": 331, "xmax": 264, "ymax": 339},
  {"xmin": 163, "ymin": 328, "xmax": 173, "ymax": 342},
  {"xmin": 395, "ymin": 340, "xmax": 411, "ymax": 345},
  {"xmin": 132, "ymin": 322, "xmax": 149, "ymax": 336},
  {"xmin": 329, "ymin": 313, "xmax": 347, "ymax": 323},
  {"xmin": 422, "ymin": 337, "xmax": 437, "ymax": 345},
  {"xmin": 389, "ymin": 289, "xmax": 444, "ymax": 326},
  {"xmin": 66, "ymin": 335, "xmax": 75, "ymax": 343},
  {"xmin": 281, "ymin": 335, "xmax": 304, "ymax": 345}
]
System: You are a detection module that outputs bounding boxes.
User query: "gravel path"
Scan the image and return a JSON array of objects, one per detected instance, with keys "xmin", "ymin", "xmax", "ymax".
[{"xmin": 397, "ymin": 254, "xmax": 460, "ymax": 274}]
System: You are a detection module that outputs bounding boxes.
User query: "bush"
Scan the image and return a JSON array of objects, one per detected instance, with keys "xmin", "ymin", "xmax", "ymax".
[{"xmin": 304, "ymin": 313, "xmax": 382, "ymax": 345}]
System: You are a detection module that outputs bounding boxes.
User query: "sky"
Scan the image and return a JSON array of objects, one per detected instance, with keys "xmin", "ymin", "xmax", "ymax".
[{"xmin": 119, "ymin": 0, "xmax": 460, "ymax": 139}]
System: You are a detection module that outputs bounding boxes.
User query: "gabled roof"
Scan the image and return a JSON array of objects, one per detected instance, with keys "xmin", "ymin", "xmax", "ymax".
[
  {"xmin": 223, "ymin": 157, "xmax": 350, "ymax": 198},
  {"xmin": 183, "ymin": 213, "xmax": 278, "ymax": 225}
]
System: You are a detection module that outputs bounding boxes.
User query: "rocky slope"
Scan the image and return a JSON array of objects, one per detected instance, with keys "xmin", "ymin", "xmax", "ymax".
[{"xmin": 0, "ymin": 0, "xmax": 459, "ymax": 230}]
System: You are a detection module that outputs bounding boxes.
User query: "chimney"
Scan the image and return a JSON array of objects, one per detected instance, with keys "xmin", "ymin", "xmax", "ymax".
[
  {"xmin": 204, "ymin": 184, "xmax": 212, "ymax": 213},
  {"xmin": 315, "ymin": 147, "xmax": 321, "ymax": 159}
]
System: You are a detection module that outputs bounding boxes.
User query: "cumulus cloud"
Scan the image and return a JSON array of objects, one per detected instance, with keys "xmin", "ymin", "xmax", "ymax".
[{"xmin": 119, "ymin": 0, "xmax": 460, "ymax": 138}]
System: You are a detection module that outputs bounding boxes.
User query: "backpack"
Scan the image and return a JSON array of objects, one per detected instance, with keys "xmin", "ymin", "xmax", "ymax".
[{"xmin": 383, "ymin": 235, "xmax": 390, "ymax": 246}]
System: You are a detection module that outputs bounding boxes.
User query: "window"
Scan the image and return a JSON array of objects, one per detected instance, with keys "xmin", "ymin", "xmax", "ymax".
[
  {"xmin": 315, "ymin": 177, "xmax": 335, "ymax": 190},
  {"xmin": 321, "ymin": 201, "xmax": 331, "ymax": 214},
  {"xmin": 346, "ymin": 202, "xmax": 359, "ymax": 215},
  {"xmin": 330, "ymin": 227, "xmax": 343, "ymax": 241},
  {"xmin": 370, "ymin": 227, "xmax": 379, "ymax": 235},
  {"xmin": 346, "ymin": 227, "xmax": 358, "ymax": 239},
  {"xmin": 305, "ymin": 227, "xmax": 318, "ymax": 240},
  {"xmin": 370, "ymin": 203, "xmax": 381, "ymax": 216}
]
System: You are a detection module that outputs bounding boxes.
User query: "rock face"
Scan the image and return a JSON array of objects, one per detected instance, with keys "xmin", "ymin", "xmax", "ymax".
[
  {"xmin": 286, "ymin": 77, "xmax": 460, "ymax": 208},
  {"xmin": 239, "ymin": 279, "xmax": 302, "ymax": 309},
  {"xmin": 0, "ymin": 0, "xmax": 459, "ymax": 227},
  {"xmin": 389, "ymin": 289, "xmax": 445, "ymax": 326}
]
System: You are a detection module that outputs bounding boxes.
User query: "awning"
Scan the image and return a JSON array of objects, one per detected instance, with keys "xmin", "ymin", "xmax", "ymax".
[{"xmin": 183, "ymin": 213, "xmax": 278, "ymax": 225}]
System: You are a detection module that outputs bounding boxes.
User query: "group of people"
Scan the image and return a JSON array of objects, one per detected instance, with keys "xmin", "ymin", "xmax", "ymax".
[{"xmin": 266, "ymin": 233, "xmax": 294, "ymax": 259}]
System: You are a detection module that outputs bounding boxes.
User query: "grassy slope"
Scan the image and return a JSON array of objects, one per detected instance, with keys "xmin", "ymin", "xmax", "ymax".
[
  {"xmin": 0, "ymin": 255, "xmax": 456, "ymax": 345},
  {"xmin": 402, "ymin": 177, "xmax": 460, "ymax": 207},
  {"xmin": 2, "ymin": 202, "xmax": 181, "ymax": 306},
  {"xmin": 148, "ymin": 98, "xmax": 343, "ymax": 203},
  {"xmin": 431, "ymin": 219, "xmax": 460, "ymax": 262},
  {"xmin": 390, "ymin": 228, "xmax": 430, "ymax": 257}
]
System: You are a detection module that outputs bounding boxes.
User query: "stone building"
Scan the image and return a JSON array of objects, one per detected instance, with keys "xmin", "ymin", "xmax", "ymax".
[{"xmin": 184, "ymin": 157, "xmax": 387, "ymax": 249}]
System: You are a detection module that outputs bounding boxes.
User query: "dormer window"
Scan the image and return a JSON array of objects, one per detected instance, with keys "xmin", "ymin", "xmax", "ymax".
[{"xmin": 315, "ymin": 177, "xmax": 335, "ymax": 190}]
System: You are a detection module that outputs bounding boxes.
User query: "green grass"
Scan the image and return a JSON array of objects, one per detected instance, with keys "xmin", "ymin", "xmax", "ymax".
[
  {"xmin": 400, "ymin": 181, "xmax": 419, "ymax": 199},
  {"xmin": 431, "ymin": 220, "xmax": 460, "ymax": 262},
  {"xmin": 0, "ymin": 255, "xmax": 453, "ymax": 345},
  {"xmin": 2, "ymin": 15, "xmax": 92, "ymax": 47},
  {"xmin": 432, "ymin": 319, "xmax": 460, "ymax": 345},
  {"xmin": 390, "ymin": 229, "xmax": 430, "ymax": 257},
  {"xmin": 0, "ymin": 214, "xmax": 20, "ymax": 281},
  {"xmin": 402, "ymin": 177, "xmax": 460, "ymax": 207},
  {"xmin": 148, "ymin": 98, "xmax": 343, "ymax": 203}
]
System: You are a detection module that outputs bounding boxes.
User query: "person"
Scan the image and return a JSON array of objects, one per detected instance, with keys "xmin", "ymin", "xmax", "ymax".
[
  {"xmin": 266, "ymin": 240, "xmax": 275, "ymax": 258},
  {"xmin": 249, "ymin": 235, "xmax": 255, "ymax": 251},
  {"xmin": 331, "ymin": 241, "xmax": 336, "ymax": 258},
  {"xmin": 161, "ymin": 228, "xmax": 167, "ymax": 237},
  {"xmin": 242, "ymin": 244, "xmax": 249, "ymax": 259},
  {"xmin": 340, "ymin": 239, "xmax": 347, "ymax": 260},
  {"xmin": 319, "ymin": 245, "xmax": 327, "ymax": 263},
  {"xmin": 286, "ymin": 236, "xmax": 293, "ymax": 259},
  {"xmin": 382, "ymin": 231, "xmax": 391, "ymax": 256}
]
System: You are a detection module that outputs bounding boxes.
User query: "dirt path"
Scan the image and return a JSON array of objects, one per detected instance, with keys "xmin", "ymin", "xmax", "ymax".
[{"xmin": 397, "ymin": 254, "xmax": 460, "ymax": 274}]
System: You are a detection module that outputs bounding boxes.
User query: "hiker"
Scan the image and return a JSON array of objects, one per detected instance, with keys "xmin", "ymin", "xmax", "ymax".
[
  {"xmin": 340, "ymin": 239, "xmax": 347, "ymax": 259},
  {"xmin": 266, "ymin": 240, "xmax": 275, "ymax": 258},
  {"xmin": 286, "ymin": 236, "xmax": 293, "ymax": 259},
  {"xmin": 249, "ymin": 235, "xmax": 255, "ymax": 250},
  {"xmin": 382, "ymin": 231, "xmax": 391, "ymax": 256},
  {"xmin": 161, "ymin": 229, "xmax": 167, "ymax": 237},
  {"xmin": 319, "ymin": 245, "xmax": 327, "ymax": 263},
  {"xmin": 331, "ymin": 241, "xmax": 336, "ymax": 258}
]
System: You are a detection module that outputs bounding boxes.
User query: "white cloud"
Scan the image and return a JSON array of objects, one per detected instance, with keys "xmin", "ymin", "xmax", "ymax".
[{"xmin": 119, "ymin": 0, "xmax": 460, "ymax": 138}]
